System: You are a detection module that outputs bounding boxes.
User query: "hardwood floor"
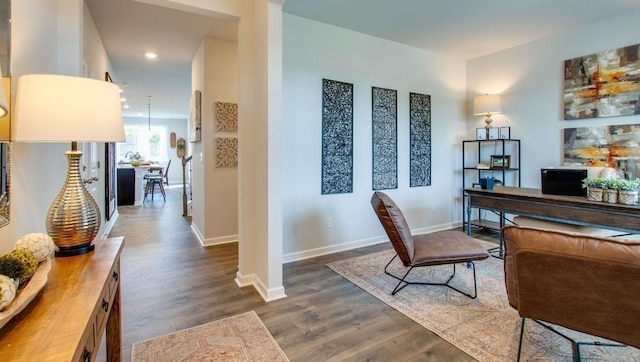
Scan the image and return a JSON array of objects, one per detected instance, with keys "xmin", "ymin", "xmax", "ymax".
[{"xmin": 106, "ymin": 186, "xmax": 498, "ymax": 361}]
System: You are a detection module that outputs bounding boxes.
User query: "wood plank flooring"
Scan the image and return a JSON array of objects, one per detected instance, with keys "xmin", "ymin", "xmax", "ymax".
[{"xmin": 105, "ymin": 186, "xmax": 498, "ymax": 361}]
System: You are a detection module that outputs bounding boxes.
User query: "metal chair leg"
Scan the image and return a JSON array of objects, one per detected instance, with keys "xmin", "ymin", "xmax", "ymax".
[
  {"xmin": 383, "ymin": 255, "xmax": 479, "ymax": 298},
  {"xmin": 518, "ymin": 318, "xmax": 627, "ymax": 362}
]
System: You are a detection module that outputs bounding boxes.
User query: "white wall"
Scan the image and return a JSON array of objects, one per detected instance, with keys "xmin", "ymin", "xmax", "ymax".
[
  {"xmin": 467, "ymin": 10, "xmax": 640, "ymax": 199},
  {"xmin": 190, "ymin": 37, "xmax": 239, "ymax": 246},
  {"xmin": 2, "ymin": 0, "xmax": 86, "ymax": 254},
  {"xmin": 202, "ymin": 38, "xmax": 238, "ymax": 244},
  {"xmin": 281, "ymin": 14, "xmax": 468, "ymax": 262}
]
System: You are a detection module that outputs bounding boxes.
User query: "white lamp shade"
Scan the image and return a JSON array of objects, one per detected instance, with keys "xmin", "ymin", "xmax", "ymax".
[
  {"xmin": 473, "ymin": 94, "xmax": 502, "ymax": 115},
  {"xmin": 12, "ymin": 74, "xmax": 125, "ymax": 142}
]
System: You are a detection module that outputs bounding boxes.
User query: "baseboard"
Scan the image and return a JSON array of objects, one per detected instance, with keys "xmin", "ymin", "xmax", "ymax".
[
  {"xmin": 235, "ymin": 271, "xmax": 287, "ymax": 302},
  {"xmin": 189, "ymin": 222, "xmax": 238, "ymax": 247},
  {"xmin": 201, "ymin": 234, "xmax": 238, "ymax": 247},
  {"xmin": 282, "ymin": 221, "xmax": 457, "ymax": 263},
  {"xmin": 102, "ymin": 211, "xmax": 119, "ymax": 239},
  {"xmin": 190, "ymin": 223, "xmax": 204, "ymax": 245}
]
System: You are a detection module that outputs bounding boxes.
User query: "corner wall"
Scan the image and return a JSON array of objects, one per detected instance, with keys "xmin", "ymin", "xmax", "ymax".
[{"xmin": 281, "ymin": 14, "xmax": 468, "ymax": 262}]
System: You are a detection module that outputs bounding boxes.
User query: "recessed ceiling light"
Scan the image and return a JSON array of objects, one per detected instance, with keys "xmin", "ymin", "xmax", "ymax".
[
  {"xmin": 120, "ymin": 97, "xmax": 127, "ymax": 102},
  {"xmin": 145, "ymin": 52, "xmax": 158, "ymax": 59},
  {"xmin": 123, "ymin": 104, "xmax": 130, "ymax": 109}
]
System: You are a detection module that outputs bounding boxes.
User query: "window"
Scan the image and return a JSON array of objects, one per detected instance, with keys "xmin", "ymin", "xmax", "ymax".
[{"xmin": 117, "ymin": 125, "xmax": 168, "ymax": 162}]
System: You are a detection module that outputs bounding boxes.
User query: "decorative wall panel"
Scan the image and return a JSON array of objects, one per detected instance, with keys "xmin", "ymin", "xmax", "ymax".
[
  {"xmin": 372, "ymin": 87, "xmax": 397, "ymax": 190},
  {"xmin": 564, "ymin": 43, "xmax": 640, "ymax": 120},
  {"xmin": 215, "ymin": 137, "xmax": 238, "ymax": 168},
  {"xmin": 215, "ymin": 102, "xmax": 238, "ymax": 132},
  {"xmin": 409, "ymin": 92, "xmax": 431, "ymax": 187},
  {"xmin": 322, "ymin": 79, "xmax": 353, "ymax": 194}
]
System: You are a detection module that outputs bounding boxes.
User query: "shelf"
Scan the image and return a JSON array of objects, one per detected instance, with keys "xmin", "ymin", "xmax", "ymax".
[
  {"xmin": 468, "ymin": 219, "xmax": 501, "ymax": 231},
  {"xmin": 462, "ymin": 138, "xmax": 521, "ymax": 236},
  {"xmin": 463, "ymin": 167, "xmax": 520, "ymax": 171},
  {"xmin": 463, "ymin": 139, "xmax": 521, "ymax": 143}
]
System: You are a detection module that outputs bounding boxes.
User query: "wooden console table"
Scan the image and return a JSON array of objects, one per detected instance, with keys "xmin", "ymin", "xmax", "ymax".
[
  {"xmin": 0, "ymin": 237, "xmax": 124, "ymax": 361},
  {"xmin": 464, "ymin": 186, "xmax": 640, "ymax": 255}
]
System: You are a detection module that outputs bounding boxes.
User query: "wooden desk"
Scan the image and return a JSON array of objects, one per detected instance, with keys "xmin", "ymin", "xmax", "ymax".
[
  {"xmin": 465, "ymin": 186, "xmax": 640, "ymax": 233},
  {"xmin": 464, "ymin": 186, "xmax": 640, "ymax": 255},
  {"xmin": 0, "ymin": 237, "xmax": 124, "ymax": 361}
]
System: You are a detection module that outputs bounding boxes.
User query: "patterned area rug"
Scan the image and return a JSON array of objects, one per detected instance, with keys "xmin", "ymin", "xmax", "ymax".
[
  {"xmin": 327, "ymin": 248, "xmax": 640, "ymax": 361},
  {"xmin": 131, "ymin": 311, "xmax": 288, "ymax": 362}
]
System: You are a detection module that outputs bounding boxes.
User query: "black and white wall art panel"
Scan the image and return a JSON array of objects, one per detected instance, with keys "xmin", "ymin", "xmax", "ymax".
[
  {"xmin": 409, "ymin": 92, "xmax": 432, "ymax": 187},
  {"xmin": 321, "ymin": 79, "xmax": 354, "ymax": 194},
  {"xmin": 372, "ymin": 87, "xmax": 398, "ymax": 190}
]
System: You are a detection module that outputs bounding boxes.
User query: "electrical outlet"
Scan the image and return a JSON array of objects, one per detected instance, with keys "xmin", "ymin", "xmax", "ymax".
[{"xmin": 326, "ymin": 216, "xmax": 333, "ymax": 228}]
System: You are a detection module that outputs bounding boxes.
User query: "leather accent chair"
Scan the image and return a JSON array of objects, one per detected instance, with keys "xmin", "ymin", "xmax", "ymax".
[
  {"xmin": 370, "ymin": 191, "xmax": 489, "ymax": 297},
  {"xmin": 502, "ymin": 225, "xmax": 640, "ymax": 360}
]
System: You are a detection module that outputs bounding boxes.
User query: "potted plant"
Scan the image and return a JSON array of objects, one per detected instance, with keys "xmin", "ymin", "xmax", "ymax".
[
  {"xmin": 602, "ymin": 178, "xmax": 621, "ymax": 204},
  {"xmin": 618, "ymin": 179, "xmax": 640, "ymax": 205},
  {"xmin": 582, "ymin": 177, "xmax": 605, "ymax": 201}
]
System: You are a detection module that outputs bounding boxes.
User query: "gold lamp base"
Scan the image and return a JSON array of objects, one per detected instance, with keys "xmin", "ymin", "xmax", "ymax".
[{"xmin": 47, "ymin": 148, "xmax": 101, "ymax": 257}]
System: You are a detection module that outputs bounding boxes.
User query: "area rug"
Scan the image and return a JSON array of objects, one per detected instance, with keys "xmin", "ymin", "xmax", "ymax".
[
  {"xmin": 327, "ymin": 248, "xmax": 640, "ymax": 362},
  {"xmin": 131, "ymin": 310, "xmax": 289, "ymax": 362}
]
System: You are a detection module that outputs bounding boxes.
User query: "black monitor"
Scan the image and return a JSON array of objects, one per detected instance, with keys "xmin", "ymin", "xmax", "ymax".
[{"xmin": 541, "ymin": 168, "xmax": 587, "ymax": 197}]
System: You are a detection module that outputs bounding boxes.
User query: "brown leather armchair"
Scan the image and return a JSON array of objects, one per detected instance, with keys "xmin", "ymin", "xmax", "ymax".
[
  {"xmin": 370, "ymin": 191, "xmax": 489, "ymax": 297},
  {"xmin": 502, "ymin": 225, "xmax": 640, "ymax": 360}
]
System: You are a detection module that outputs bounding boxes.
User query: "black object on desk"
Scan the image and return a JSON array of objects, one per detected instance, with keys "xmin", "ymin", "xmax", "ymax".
[{"xmin": 541, "ymin": 168, "xmax": 587, "ymax": 197}]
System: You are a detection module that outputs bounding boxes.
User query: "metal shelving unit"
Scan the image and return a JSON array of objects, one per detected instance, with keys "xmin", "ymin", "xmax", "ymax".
[{"xmin": 462, "ymin": 139, "xmax": 521, "ymax": 233}]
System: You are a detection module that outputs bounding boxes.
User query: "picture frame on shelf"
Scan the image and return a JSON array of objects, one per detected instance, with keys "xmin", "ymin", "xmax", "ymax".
[
  {"xmin": 476, "ymin": 128, "xmax": 487, "ymax": 140},
  {"xmin": 488, "ymin": 127, "xmax": 499, "ymax": 140},
  {"xmin": 500, "ymin": 126, "xmax": 511, "ymax": 139},
  {"xmin": 490, "ymin": 154, "xmax": 511, "ymax": 169}
]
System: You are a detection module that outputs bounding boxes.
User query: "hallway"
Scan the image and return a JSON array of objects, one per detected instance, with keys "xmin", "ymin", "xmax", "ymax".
[{"xmin": 107, "ymin": 186, "xmax": 473, "ymax": 361}]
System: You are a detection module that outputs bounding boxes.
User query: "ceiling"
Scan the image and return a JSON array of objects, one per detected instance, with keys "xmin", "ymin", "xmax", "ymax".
[{"xmin": 85, "ymin": 0, "xmax": 640, "ymax": 119}]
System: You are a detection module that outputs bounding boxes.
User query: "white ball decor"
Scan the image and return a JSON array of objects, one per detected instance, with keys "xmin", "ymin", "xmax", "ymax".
[
  {"xmin": 14, "ymin": 233, "xmax": 55, "ymax": 262},
  {"xmin": 0, "ymin": 274, "xmax": 16, "ymax": 311}
]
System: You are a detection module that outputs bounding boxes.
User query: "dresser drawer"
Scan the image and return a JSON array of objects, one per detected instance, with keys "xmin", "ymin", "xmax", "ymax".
[
  {"xmin": 76, "ymin": 323, "xmax": 95, "ymax": 362},
  {"xmin": 108, "ymin": 259, "xmax": 120, "ymax": 299}
]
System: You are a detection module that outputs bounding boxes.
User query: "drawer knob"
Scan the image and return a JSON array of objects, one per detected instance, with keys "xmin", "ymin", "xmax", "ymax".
[
  {"xmin": 102, "ymin": 299, "xmax": 109, "ymax": 312},
  {"xmin": 112, "ymin": 271, "xmax": 119, "ymax": 282},
  {"xmin": 83, "ymin": 348, "xmax": 92, "ymax": 362}
]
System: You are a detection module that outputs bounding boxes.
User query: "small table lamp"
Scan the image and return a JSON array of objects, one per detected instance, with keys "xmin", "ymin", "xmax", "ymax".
[
  {"xmin": 473, "ymin": 94, "xmax": 502, "ymax": 129},
  {"xmin": 13, "ymin": 74, "xmax": 125, "ymax": 256}
]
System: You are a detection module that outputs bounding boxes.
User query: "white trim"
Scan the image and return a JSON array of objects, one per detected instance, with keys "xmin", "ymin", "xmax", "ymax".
[
  {"xmin": 101, "ymin": 210, "xmax": 119, "ymax": 239},
  {"xmin": 190, "ymin": 222, "xmax": 205, "ymax": 245},
  {"xmin": 282, "ymin": 222, "xmax": 457, "ymax": 263},
  {"xmin": 201, "ymin": 234, "xmax": 239, "ymax": 247},
  {"xmin": 235, "ymin": 271, "xmax": 287, "ymax": 302}
]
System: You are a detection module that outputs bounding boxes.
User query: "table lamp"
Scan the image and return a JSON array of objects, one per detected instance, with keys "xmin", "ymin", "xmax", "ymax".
[
  {"xmin": 473, "ymin": 94, "xmax": 502, "ymax": 129},
  {"xmin": 13, "ymin": 74, "xmax": 125, "ymax": 256}
]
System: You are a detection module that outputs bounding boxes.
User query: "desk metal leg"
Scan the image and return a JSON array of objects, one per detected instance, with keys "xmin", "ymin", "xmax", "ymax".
[
  {"xmin": 465, "ymin": 193, "xmax": 472, "ymax": 236},
  {"xmin": 486, "ymin": 211, "xmax": 505, "ymax": 259},
  {"xmin": 498, "ymin": 212, "xmax": 504, "ymax": 258}
]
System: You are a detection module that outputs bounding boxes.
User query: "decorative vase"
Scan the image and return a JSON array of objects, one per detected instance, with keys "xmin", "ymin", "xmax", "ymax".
[
  {"xmin": 618, "ymin": 190, "xmax": 638, "ymax": 205},
  {"xmin": 587, "ymin": 188, "xmax": 603, "ymax": 202},
  {"xmin": 604, "ymin": 189, "xmax": 618, "ymax": 204}
]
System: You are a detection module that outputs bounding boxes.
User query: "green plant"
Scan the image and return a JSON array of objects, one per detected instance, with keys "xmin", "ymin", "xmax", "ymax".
[
  {"xmin": 603, "ymin": 178, "xmax": 623, "ymax": 190},
  {"xmin": 582, "ymin": 177, "xmax": 606, "ymax": 189},
  {"xmin": 619, "ymin": 179, "xmax": 640, "ymax": 191}
]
